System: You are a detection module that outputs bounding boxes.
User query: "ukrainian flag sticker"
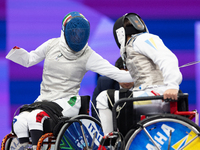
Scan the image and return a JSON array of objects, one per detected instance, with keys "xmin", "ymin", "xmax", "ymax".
[{"xmin": 145, "ymin": 37, "xmax": 158, "ymax": 50}]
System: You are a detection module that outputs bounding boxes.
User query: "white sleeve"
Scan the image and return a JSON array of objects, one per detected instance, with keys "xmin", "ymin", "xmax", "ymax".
[
  {"xmin": 86, "ymin": 51, "xmax": 134, "ymax": 83},
  {"xmin": 6, "ymin": 39, "xmax": 51, "ymax": 67},
  {"xmin": 134, "ymin": 33, "xmax": 182, "ymax": 90}
]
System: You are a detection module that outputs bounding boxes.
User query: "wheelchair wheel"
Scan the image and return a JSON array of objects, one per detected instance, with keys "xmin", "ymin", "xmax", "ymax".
[
  {"xmin": 4, "ymin": 137, "xmax": 24, "ymax": 150},
  {"xmin": 125, "ymin": 114, "xmax": 200, "ymax": 150},
  {"xmin": 55, "ymin": 115, "xmax": 104, "ymax": 150}
]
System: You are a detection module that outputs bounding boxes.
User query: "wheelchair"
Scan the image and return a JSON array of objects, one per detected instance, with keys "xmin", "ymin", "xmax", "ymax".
[
  {"xmin": 1, "ymin": 96, "xmax": 105, "ymax": 150},
  {"xmin": 98, "ymin": 93, "xmax": 200, "ymax": 150}
]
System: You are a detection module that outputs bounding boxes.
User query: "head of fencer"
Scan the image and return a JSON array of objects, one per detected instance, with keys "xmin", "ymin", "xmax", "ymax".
[
  {"xmin": 62, "ymin": 11, "xmax": 90, "ymax": 52},
  {"xmin": 113, "ymin": 13, "xmax": 148, "ymax": 48}
]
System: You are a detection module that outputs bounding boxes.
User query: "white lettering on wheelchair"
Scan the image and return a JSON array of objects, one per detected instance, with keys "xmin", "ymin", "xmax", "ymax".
[
  {"xmin": 146, "ymin": 124, "xmax": 175, "ymax": 149},
  {"xmin": 161, "ymin": 124, "xmax": 175, "ymax": 136},
  {"xmin": 146, "ymin": 140, "xmax": 161, "ymax": 150},
  {"xmin": 88, "ymin": 123, "xmax": 103, "ymax": 142},
  {"xmin": 154, "ymin": 132, "xmax": 167, "ymax": 145},
  {"xmin": 146, "ymin": 143, "xmax": 157, "ymax": 150},
  {"xmin": 75, "ymin": 136, "xmax": 86, "ymax": 148}
]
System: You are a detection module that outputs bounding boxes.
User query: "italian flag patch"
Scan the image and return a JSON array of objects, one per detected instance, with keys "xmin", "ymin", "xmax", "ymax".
[{"xmin": 68, "ymin": 96, "xmax": 77, "ymax": 107}]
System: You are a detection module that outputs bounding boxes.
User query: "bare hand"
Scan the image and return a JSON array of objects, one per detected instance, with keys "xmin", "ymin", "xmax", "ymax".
[{"xmin": 163, "ymin": 89, "xmax": 178, "ymax": 100}]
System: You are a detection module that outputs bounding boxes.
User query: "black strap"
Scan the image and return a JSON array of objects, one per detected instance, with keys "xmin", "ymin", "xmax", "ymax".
[
  {"xmin": 19, "ymin": 101, "xmax": 63, "ymax": 123},
  {"xmin": 79, "ymin": 95, "xmax": 90, "ymax": 115}
]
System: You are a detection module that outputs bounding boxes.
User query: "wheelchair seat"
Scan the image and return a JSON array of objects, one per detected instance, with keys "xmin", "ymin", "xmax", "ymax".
[
  {"xmin": 43, "ymin": 95, "xmax": 90, "ymax": 135},
  {"xmin": 36, "ymin": 95, "xmax": 91, "ymax": 149},
  {"xmin": 1, "ymin": 95, "xmax": 92, "ymax": 150}
]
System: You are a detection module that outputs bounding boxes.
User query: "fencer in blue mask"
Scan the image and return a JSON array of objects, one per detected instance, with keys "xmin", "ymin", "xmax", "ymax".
[
  {"xmin": 6, "ymin": 11, "xmax": 133, "ymax": 150},
  {"xmin": 62, "ymin": 11, "xmax": 90, "ymax": 52}
]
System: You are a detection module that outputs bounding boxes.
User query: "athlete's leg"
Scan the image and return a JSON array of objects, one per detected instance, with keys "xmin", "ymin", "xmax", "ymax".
[
  {"xmin": 99, "ymin": 109, "xmax": 113, "ymax": 134},
  {"xmin": 13, "ymin": 111, "xmax": 30, "ymax": 149},
  {"xmin": 96, "ymin": 90, "xmax": 120, "ymax": 134},
  {"xmin": 27, "ymin": 109, "xmax": 49, "ymax": 150}
]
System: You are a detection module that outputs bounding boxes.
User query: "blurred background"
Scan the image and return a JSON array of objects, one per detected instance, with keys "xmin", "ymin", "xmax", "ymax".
[{"xmin": 1, "ymin": 0, "xmax": 200, "ymax": 140}]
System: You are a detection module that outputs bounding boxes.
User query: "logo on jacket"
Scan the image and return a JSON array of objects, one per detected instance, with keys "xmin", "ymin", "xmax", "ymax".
[{"xmin": 145, "ymin": 37, "xmax": 158, "ymax": 50}]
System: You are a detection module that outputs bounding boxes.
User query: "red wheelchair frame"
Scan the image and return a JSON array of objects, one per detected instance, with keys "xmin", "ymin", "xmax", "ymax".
[
  {"xmin": 112, "ymin": 93, "xmax": 199, "ymax": 132},
  {"xmin": 98, "ymin": 93, "xmax": 199, "ymax": 150}
]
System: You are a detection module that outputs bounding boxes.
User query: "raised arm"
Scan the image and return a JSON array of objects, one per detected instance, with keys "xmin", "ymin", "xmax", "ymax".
[{"xmin": 6, "ymin": 39, "xmax": 52, "ymax": 67}]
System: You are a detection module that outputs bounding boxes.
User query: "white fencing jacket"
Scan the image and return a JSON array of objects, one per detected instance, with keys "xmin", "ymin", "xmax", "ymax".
[
  {"xmin": 6, "ymin": 31, "xmax": 133, "ymax": 102},
  {"xmin": 97, "ymin": 33, "xmax": 182, "ymax": 118},
  {"xmin": 126, "ymin": 33, "xmax": 182, "ymax": 91}
]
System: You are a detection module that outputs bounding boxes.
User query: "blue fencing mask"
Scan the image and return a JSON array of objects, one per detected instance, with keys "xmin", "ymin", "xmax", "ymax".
[{"xmin": 62, "ymin": 11, "xmax": 90, "ymax": 52}]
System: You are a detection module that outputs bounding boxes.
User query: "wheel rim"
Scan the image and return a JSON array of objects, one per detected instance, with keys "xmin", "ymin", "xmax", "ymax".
[
  {"xmin": 55, "ymin": 115, "xmax": 104, "ymax": 150},
  {"xmin": 125, "ymin": 115, "xmax": 200, "ymax": 150}
]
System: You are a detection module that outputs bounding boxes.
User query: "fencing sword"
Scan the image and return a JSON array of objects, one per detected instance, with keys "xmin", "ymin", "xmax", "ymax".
[{"xmin": 179, "ymin": 60, "xmax": 200, "ymax": 68}]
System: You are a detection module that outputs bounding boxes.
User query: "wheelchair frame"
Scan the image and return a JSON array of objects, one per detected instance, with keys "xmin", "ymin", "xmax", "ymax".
[
  {"xmin": 1, "ymin": 95, "xmax": 105, "ymax": 150},
  {"xmin": 111, "ymin": 93, "xmax": 199, "ymax": 149},
  {"xmin": 112, "ymin": 93, "xmax": 199, "ymax": 132},
  {"xmin": 98, "ymin": 93, "xmax": 200, "ymax": 150},
  {"xmin": 1, "ymin": 93, "xmax": 200, "ymax": 150}
]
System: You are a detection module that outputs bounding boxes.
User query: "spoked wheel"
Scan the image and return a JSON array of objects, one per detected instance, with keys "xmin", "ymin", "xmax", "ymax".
[
  {"xmin": 55, "ymin": 115, "xmax": 104, "ymax": 150},
  {"xmin": 125, "ymin": 114, "xmax": 200, "ymax": 150},
  {"xmin": 4, "ymin": 137, "xmax": 24, "ymax": 150}
]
